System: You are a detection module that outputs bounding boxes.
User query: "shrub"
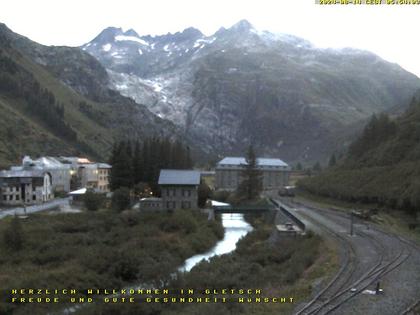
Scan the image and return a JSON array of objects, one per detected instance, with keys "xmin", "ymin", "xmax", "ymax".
[
  {"xmin": 3, "ymin": 215, "xmax": 23, "ymax": 251},
  {"xmin": 111, "ymin": 187, "xmax": 131, "ymax": 212},
  {"xmin": 83, "ymin": 190, "xmax": 104, "ymax": 211},
  {"xmin": 111, "ymin": 251, "xmax": 140, "ymax": 281},
  {"xmin": 198, "ymin": 181, "xmax": 211, "ymax": 208}
]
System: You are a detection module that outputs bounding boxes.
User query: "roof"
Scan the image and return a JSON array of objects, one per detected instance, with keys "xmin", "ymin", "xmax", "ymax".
[
  {"xmin": 211, "ymin": 200, "xmax": 230, "ymax": 207},
  {"xmin": 201, "ymin": 171, "xmax": 216, "ymax": 176},
  {"xmin": 97, "ymin": 163, "xmax": 111, "ymax": 169},
  {"xmin": 140, "ymin": 197, "xmax": 162, "ymax": 201},
  {"xmin": 21, "ymin": 156, "xmax": 72, "ymax": 170},
  {"xmin": 217, "ymin": 157, "xmax": 288, "ymax": 167},
  {"xmin": 158, "ymin": 169, "xmax": 201, "ymax": 186},
  {"xmin": 0, "ymin": 169, "xmax": 45, "ymax": 178},
  {"xmin": 81, "ymin": 163, "xmax": 111, "ymax": 169},
  {"xmin": 69, "ymin": 188, "xmax": 87, "ymax": 195},
  {"xmin": 77, "ymin": 158, "xmax": 92, "ymax": 164}
]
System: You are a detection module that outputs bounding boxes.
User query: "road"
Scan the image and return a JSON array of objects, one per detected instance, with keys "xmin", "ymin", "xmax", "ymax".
[
  {"xmin": 0, "ymin": 198, "xmax": 70, "ymax": 220},
  {"xmin": 275, "ymin": 198, "xmax": 420, "ymax": 315}
]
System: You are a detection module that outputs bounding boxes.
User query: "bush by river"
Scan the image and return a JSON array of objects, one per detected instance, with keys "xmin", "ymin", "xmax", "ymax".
[
  {"xmin": 80, "ymin": 218, "xmax": 322, "ymax": 315},
  {"xmin": 0, "ymin": 209, "xmax": 223, "ymax": 315}
]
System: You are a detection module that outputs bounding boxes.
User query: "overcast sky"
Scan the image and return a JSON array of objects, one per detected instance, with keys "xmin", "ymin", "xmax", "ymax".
[{"xmin": 1, "ymin": 0, "xmax": 419, "ymax": 77}]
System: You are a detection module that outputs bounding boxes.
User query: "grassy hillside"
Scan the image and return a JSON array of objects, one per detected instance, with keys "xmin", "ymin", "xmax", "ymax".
[
  {"xmin": 0, "ymin": 23, "xmax": 181, "ymax": 167},
  {"xmin": 299, "ymin": 94, "xmax": 420, "ymax": 215}
]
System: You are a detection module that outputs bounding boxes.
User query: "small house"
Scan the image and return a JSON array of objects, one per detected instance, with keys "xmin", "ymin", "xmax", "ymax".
[{"xmin": 158, "ymin": 169, "xmax": 201, "ymax": 211}]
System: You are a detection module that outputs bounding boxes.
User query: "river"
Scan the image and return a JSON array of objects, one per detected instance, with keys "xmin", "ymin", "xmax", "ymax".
[{"xmin": 179, "ymin": 213, "xmax": 253, "ymax": 272}]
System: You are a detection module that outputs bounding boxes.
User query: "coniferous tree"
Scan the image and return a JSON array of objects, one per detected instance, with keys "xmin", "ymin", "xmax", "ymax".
[
  {"xmin": 313, "ymin": 161, "xmax": 322, "ymax": 172},
  {"xmin": 237, "ymin": 145, "xmax": 263, "ymax": 200},
  {"xmin": 110, "ymin": 142, "xmax": 134, "ymax": 190},
  {"xmin": 133, "ymin": 140, "xmax": 143, "ymax": 185},
  {"xmin": 109, "ymin": 138, "xmax": 194, "ymax": 192},
  {"xmin": 328, "ymin": 154, "xmax": 337, "ymax": 167}
]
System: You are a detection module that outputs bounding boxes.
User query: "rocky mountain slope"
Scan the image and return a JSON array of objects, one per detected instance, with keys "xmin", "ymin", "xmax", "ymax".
[
  {"xmin": 0, "ymin": 23, "xmax": 183, "ymax": 167},
  {"xmin": 82, "ymin": 20, "xmax": 420, "ymax": 163}
]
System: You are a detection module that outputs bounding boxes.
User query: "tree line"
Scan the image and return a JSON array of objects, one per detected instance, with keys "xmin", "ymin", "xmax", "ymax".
[
  {"xmin": 299, "ymin": 112, "xmax": 420, "ymax": 215},
  {"xmin": 109, "ymin": 138, "xmax": 193, "ymax": 194},
  {"xmin": 0, "ymin": 51, "xmax": 77, "ymax": 141}
]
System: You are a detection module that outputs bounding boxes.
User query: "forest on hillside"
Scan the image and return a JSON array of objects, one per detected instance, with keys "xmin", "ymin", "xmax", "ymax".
[{"xmin": 299, "ymin": 95, "xmax": 420, "ymax": 215}]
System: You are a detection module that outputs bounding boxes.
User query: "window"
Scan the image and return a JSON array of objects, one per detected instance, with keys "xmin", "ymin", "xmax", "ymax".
[
  {"xmin": 182, "ymin": 189, "xmax": 191, "ymax": 197},
  {"xmin": 32, "ymin": 186, "xmax": 36, "ymax": 192},
  {"xmin": 33, "ymin": 195, "xmax": 36, "ymax": 201},
  {"xmin": 16, "ymin": 195, "xmax": 20, "ymax": 201},
  {"xmin": 182, "ymin": 201, "xmax": 191, "ymax": 209},
  {"xmin": 3, "ymin": 195, "xmax": 6, "ymax": 201}
]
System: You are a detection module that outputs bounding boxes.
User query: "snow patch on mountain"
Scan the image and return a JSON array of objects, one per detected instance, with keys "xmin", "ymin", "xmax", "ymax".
[
  {"xmin": 102, "ymin": 43, "xmax": 112, "ymax": 52},
  {"xmin": 115, "ymin": 35, "xmax": 149, "ymax": 46}
]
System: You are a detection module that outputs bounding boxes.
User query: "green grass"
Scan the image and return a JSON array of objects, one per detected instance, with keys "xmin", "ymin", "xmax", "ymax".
[{"xmin": 296, "ymin": 192, "xmax": 420, "ymax": 245}]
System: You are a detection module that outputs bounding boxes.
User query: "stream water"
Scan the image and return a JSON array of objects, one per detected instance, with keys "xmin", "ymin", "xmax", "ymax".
[{"xmin": 179, "ymin": 213, "xmax": 253, "ymax": 272}]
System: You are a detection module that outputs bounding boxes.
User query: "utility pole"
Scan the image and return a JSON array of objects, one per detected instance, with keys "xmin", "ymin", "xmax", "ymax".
[{"xmin": 350, "ymin": 211, "xmax": 354, "ymax": 236}]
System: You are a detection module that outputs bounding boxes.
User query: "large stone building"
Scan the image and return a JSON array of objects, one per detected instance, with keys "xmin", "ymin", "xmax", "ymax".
[
  {"xmin": 0, "ymin": 170, "xmax": 53, "ymax": 206},
  {"xmin": 16, "ymin": 156, "xmax": 73, "ymax": 192},
  {"xmin": 158, "ymin": 169, "xmax": 201, "ymax": 211},
  {"xmin": 215, "ymin": 157, "xmax": 290, "ymax": 191}
]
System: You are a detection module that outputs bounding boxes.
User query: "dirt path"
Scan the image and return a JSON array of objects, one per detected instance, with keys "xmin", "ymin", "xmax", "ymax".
[{"xmin": 276, "ymin": 198, "xmax": 420, "ymax": 315}]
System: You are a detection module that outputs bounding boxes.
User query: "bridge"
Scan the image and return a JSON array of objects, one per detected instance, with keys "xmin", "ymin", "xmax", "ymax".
[{"xmin": 212, "ymin": 204, "xmax": 275, "ymax": 214}]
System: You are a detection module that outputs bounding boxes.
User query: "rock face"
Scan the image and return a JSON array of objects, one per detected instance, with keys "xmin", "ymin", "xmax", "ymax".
[
  {"xmin": 0, "ymin": 23, "xmax": 183, "ymax": 166},
  {"xmin": 82, "ymin": 20, "xmax": 420, "ymax": 163}
]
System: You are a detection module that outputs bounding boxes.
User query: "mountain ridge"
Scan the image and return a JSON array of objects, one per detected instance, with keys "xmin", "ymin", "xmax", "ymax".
[
  {"xmin": 81, "ymin": 19, "xmax": 420, "ymax": 163},
  {"xmin": 0, "ymin": 23, "xmax": 189, "ymax": 167}
]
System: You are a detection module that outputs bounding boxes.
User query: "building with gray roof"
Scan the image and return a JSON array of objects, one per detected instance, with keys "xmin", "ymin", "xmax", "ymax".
[
  {"xmin": 215, "ymin": 157, "xmax": 290, "ymax": 191},
  {"xmin": 158, "ymin": 169, "xmax": 201, "ymax": 211},
  {"xmin": 0, "ymin": 169, "xmax": 53, "ymax": 206}
]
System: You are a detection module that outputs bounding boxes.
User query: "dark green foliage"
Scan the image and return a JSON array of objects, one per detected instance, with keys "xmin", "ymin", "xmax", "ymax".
[
  {"xmin": 300, "ymin": 101, "xmax": 420, "ymax": 214},
  {"xmin": 110, "ymin": 250, "xmax": 141, "ymax": 281},
  {"xmin": 0, "ymin": 53, "xmax": 77, "ymax": 142},
  {"xmin": 348, "ymin": 114, "xmax": 397, "ymax": 159},
  {"xmin": 210, "ymin": 190, "xmax": 230, "ymax": 202},
  {"xmin": 237, "ymin": 145, "xmax": 263, "ymax": 200},
  {"xmin": 328, "ymin": 154, "xmax": 337, "ymax": 167},
  {"xmin": 109, "ymin": 138, "xmax": 194, "ymax": 193},
  {"xmin": 109, "ymin": 142, "xmax": 134, "ymax": 190},
  {"xmin": 313, "ymin": 161, "xmax": 322, "ymax": 172},
  {"xmin": 111, "ymin": 187, "xmax": 131, "ymax": 211},
  {"xmin": 197, "ymin": 181, "xmax": 211, "ymax": 208},
  {"xmin": 83, "ymin": 190, "xmax": 104, "ymax": 211},
  {"xmin": 0, "ymin": 210, "xmax": 223, "ymax": 315},
  {"xmin": 3, "ymin": 215, "xmax": 23, "ymax": 251}
]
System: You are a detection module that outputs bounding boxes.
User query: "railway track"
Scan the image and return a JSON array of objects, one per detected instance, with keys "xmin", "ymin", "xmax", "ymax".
[{"xmin": 272, "ymin": 199, "xmax": 417, "ymax": 315}]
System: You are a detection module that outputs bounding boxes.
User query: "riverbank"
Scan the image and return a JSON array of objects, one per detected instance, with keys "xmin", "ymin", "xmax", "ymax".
[
  {"xmin": 0, "ymin": 209, "xmax": 224, "ymax": 315},
  {"xmin": 78, "ymin": 214, "xmax": 326, "ymax": 315}
]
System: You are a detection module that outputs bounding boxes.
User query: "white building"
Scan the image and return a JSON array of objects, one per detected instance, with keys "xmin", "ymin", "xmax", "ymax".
[
  {"xmin": 215, "ymin": 157, "xmax": 290, "ymax": 191},
  {"xmin": 78, "ymin": 163, "xmax": 111, "ymax": 193},
  {"xmin": 18, "ymin": 156, "xmax": 74, "ymax": 192},
  {"xmin": 0, "ymin": 170, "xmax": 53, "ymax": 205}
]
